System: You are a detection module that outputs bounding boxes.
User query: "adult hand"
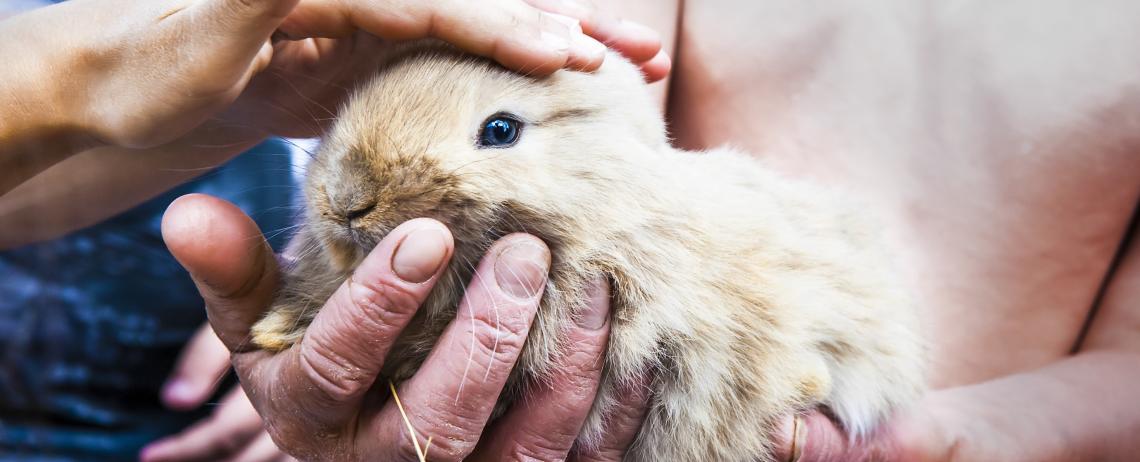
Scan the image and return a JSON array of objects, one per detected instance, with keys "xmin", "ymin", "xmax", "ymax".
[
  {"xmin": 140, "ymin": 324, "xmax": 294, "ymax": 462},
  {"xmin": 161, "ymin": 193, "xmax": 647, "ymax": 461}
]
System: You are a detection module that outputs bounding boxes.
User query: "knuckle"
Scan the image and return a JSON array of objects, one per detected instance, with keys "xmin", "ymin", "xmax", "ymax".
[
  {"xmin": 264, "ymin": 427, "xmax": 318, "ymax": 461},
  {"xmin": 214, "ymin": 430, "xmax": 251, "ymax": 455},
  {"xmin": 511, "ymin": 430, "xmax": 574, "ymax": 461},
  {"xmin": 560, "ymin": 345, "xmax": 606, "ymax": 376},
  {"xmin": 393, "ymin": 437, "xmax": 426, "ymax": 461},
  {"xmin": 470, "ymin": 308, "xmax": 529, "ymax": 363},
  {"xmin": 343, "ymin": 275, "xmax": 420, "ymax": 338},
  {"xmin": 406, "ymin": 406, "xmax": 483, "ymax": 460},
  {"xmin": 404, "ymin": 434, "xmax": 471, "ymax": 462},
  {"xmin": 298, "ymin": 341, "xmax": 371, "ymax": 402},
  {"xmin": 261, "ymin": 409, "xmax": 344, "ymax": 460}
]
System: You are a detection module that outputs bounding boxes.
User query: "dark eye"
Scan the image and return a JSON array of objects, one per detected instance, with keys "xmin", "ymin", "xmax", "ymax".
[{"xmin": 477, "ymin": 115, "xmax": 522, "ymax": 148}]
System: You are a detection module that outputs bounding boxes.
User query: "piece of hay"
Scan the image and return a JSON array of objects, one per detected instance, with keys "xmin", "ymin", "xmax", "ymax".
[{"xmin": 390, "ymin": 381, "xmax": 432, "ymax": 462}]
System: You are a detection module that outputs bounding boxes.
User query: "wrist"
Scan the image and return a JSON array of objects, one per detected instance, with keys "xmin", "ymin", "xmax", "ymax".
[{"xmin": 0, "ymin": 13, "xmax": 103, "ymax": 193}]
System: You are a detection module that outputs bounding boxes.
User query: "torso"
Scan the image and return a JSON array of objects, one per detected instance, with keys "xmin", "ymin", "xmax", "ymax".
[{"xmin": 667, "ymin": 0, "xmax": 1140, "ymax": 387}]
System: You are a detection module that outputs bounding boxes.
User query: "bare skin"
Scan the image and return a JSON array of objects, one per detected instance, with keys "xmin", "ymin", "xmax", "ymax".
[
  {"xmin": 9, "ymin": 0, "xmax": 1139, "ymax": 459},
  {"xmin": 659, "ymin": 1, "xmax": 1140, "ymax": 459},
  {"xmin": 154, "ymin": 1, "xmax": 1140, "ymax": 459},
  {"xmin": 0, "ymin": 0, "xmax": 666, "ymax": 460}
]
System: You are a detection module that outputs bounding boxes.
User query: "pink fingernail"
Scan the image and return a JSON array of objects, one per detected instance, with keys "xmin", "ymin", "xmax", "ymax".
[
  {"xmin": 494, "ymin": 241, "xmax": 550, "ymax": 299},
  {"xmin": 577, "ymin": 277, "xmax": 610, "ymax": 330},
  {"xmin": 162, "ymin": 380, "xmax": 195, "ymax": 406}
]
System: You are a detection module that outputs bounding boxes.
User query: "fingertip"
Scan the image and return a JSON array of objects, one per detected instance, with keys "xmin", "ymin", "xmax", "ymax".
[
  {"xmin": 772, "ymin": 415, "xmax": 801, "ymax": 462},
  {"xmin": 593, "ymin": 18, "xmax": 662, "ymax": 64},
  {"xmin": 162, "ymin": 194, "xmax": 268, "ymax": 295},
  {"xmin": 566, "ymin": 34, "xmax": 606, "ymax": 72},
  {"xmin": 577, "ymin": 275, "xmax": 611, "ymax": 330},
  {"xmin": 499, "ymin": 46, "xmax": 570, "ymax": 77},
  {"xmin": 640, "ymin": 50, "xmax": 672, "ymax": 83},
  {"xmin": 139, "ymin": 440, "xmax": 169, "ymax": 462},
  {"xmin": 162, "ymin": 194, "xmax": 278, "ymax": 352},
  {"xmin": 491, "ymin": 234, "xmax": 551, "ymax": 301},
  {"xmin": 161, "ymin": 379, "xmax": 205, "ymax": 411},
  {"xmin": 390, "ymin": 217, "xmax": 453, "ymax": 243},
  {"xmin": 387, "ymin": 218, "xmax": 454, "ymax": 284}
]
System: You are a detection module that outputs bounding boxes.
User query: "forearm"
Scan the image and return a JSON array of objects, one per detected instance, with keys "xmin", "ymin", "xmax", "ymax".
[
  {"xmin": 0, "ymin": 2, "xmax": 100, "ymax": 194},
  {"xmin": 0, "ymin": 123, "xmax": 263, "ymax": 250},
  {"xmin": 933, "ymin": 349, "xmax": 1140, "ymax": 461}
]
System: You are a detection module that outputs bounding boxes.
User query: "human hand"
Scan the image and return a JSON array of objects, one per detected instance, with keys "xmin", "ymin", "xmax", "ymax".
[
  {"xmin": 771, "ymin": 397, "xmax": 965, "ymax": 462},
  {"xmin": 161, "ymin": 193, "xmax": 646, "ymax": 461},
  {"xmin": 139, "ymin": 324, "xmax": 294, "ymax": 462},
  {"xmin": 7, "ymin": 0, "xmax": 665, "ymax": 151}
]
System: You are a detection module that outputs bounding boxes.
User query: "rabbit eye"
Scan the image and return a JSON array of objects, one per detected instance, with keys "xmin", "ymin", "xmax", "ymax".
[{"xmin": 477, "ymin": 115, "xmax": 522, "ymax": 148}]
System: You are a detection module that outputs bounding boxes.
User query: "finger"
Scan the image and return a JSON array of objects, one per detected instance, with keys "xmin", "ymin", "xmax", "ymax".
[
  {"xmin": 188, "ymin": 0, "xmax": 300, "ymax": 70},
  {"xmin": 366, "ymin": 234, "xmax": 551, "ymax": 460},
  {"xmin": 639, "ymin": 50, "xmax": 672, "ymax": 83},
  {"xmin": 772, "ymin": 412, "xmax": 905, "ymax": 462},
  {"xmin": 140, "ymin": 387, "xmax": 263, "ymax": 462},
  {"xmin": 271, "ymin": 218, "xmax": 452, "ymax": 426},
  {"xmin": 571, "ymin": 373, "xmax": 653, "ymax": 462},
  {"xmin": 471, "ymin": 277, "xmax": 611, "ymax": 461},
  {"xmin": 522, "ymin": 0, "xmax": 663, "ymax": 63},
  {"xmin": 163, "ymin": 323, "xmax": 233, "ymax": 411},
  {"xmin": 162, "ymin": 194, "xmax": 279, "ymax": 353},
  {"xmin": 280, "ymin": 0, "xmax": 605, "ymax": 75}
]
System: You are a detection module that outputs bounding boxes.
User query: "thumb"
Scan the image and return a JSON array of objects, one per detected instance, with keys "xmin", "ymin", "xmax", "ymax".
[
  {"xmin": 774, "ymin": 411, "xmax": 931, "ymax": 462},
  {"xmin": 162, "ymin": 193, "xmax": 279, "ymax": 353},
  {"xmin": 162, "ymin": 323, "xmax": 233, "ymax": 410}
]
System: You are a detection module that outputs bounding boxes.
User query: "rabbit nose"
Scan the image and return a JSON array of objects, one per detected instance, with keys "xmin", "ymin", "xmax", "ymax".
[
  {"xmin": 325, "ymin": 184, "xmax": 377, "ymax": 227},
  {"xmin": 344, "ymin": 201, "xmax": 377, "ymax": 225}
]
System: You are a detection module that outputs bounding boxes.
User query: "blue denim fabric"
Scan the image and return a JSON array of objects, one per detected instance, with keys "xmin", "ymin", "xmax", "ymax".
[{"xmin": 0, "ymin": 140, "xmax": 297, "ymax": 461}]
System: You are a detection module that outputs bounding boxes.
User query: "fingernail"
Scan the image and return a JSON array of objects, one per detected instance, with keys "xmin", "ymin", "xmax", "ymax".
[
  {"xmin": 494, "ymin": 241, "xmax": 550, "ymax": 299},
  {"xmin": 161, "ymin": 380, "xmax": 195, "ymax": 407},
  {"xmin": 544, "ymin": 12, "xmax": 583, "ymax": 33},
  {"xmin": 577, "ymin": 276, "xmax": 610, "ymax": 329},
  {"xmin": 139, "ymin": 440, "xmax": 170, "ymax": 462},
  {"xmin": 541, "ymin": 30, "xmax": 571, "ymax": 52},
  {"xmin": 392, "ymin": 227, "xmax": 448, "ymax": 283},
  {"xmin": 571, "ymin": 34, "xmax": 606, "ymax": 62}
]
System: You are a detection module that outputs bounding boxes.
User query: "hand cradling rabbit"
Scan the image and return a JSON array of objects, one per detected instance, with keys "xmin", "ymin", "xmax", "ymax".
[{"xmin": 250, "ymin": 41, "xmax": 925, "ymax": 462}]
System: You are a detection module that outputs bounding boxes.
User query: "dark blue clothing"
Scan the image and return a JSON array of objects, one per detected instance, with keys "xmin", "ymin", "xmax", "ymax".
[{"xmin": 0, "ymin": 141, "xmax": 296, "ymax": 461}]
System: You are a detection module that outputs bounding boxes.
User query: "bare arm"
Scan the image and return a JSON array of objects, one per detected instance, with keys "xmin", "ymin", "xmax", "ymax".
[
  {"xmin": 0, "ymin": 123, "xmax": 262, "ymax": 250},
  {"xmin": 0, "ymin": 0, "xmax": 661, "ymax": 197},
  {"xmin": 0, "ymin": 4, "xmax": 95, "ymax": 194}
]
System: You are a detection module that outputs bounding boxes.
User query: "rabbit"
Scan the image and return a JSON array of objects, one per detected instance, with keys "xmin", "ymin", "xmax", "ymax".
[{"xmin": 250, "ymin": 41, "xmax": 925, "ymax": 462}]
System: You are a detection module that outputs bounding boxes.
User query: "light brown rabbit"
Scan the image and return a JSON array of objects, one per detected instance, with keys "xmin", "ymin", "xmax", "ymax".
[{"xmin": 251, "ymin": 41, "xmax": 925, "ymax": 461}]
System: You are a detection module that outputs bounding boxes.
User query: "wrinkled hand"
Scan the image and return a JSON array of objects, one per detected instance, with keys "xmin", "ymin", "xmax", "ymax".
[
  {"xmin": 160, "ymin": 193, "xmax": 650, "ymax": 461},
  {"xmin": 140, "ymin": 324, "xmax": 293, "ymax": 462},
  {"xmin": 20, "ymin": 0, "xmax": 665, "ymax": 150}
]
